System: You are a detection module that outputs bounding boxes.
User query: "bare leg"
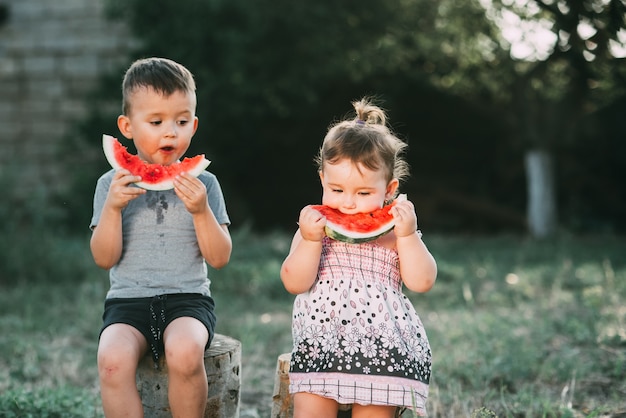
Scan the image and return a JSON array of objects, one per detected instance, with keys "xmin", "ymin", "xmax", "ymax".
[
  {"xmin": 163, "ymin": 317, "xmax": 209, "ymax": 418},
  {"xmin": 352, "ymin": 403, "xmax": 397, "ymax": 418},
  {"xmin": 98, "ymin": 324, "xmax": 147, "ymax": 418},
  {"xmin": 293, "ymin": 393, "xmax": 339, "ymax": 418}
]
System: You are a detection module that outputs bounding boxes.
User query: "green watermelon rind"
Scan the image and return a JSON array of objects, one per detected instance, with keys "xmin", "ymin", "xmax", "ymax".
[
  {"xmin": 102, "ymin": 134, "xmax": 211, "ymax": 191},
  {"xmin": 324, "ymin": 223, "xmax": 394, "ymax": 244}
]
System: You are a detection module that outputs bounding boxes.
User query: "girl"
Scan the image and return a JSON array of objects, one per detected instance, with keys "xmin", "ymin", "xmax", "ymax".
[{"xmin": 281, "ymin": 98, "xmax": 437, "ymax": 418}]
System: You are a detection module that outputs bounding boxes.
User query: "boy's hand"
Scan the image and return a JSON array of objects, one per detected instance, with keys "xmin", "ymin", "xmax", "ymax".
[
  {"xmin": 105, "ymin": 169, "xmax": 146, "ymax": 209},
  {"xmin": 391, "ymin": 199, "xmax": 419, "ymax": 238},
  {"xmin": 299, "ymin": 205, "xmax": 327, "ymax": 242},
  {"xmin": 174, "ymin": 172, "xmax": 209, "ymax": 214}
]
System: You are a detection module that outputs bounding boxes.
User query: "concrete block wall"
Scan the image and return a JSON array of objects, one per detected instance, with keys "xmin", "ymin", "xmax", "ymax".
[{"xmin": 0, "ymin": 0, "xmax": 131, "ymax": 187}]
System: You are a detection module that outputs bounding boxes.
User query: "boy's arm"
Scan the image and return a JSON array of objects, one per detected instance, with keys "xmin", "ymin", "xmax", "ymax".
[
  {"xmin": 90, "ymin": 206, "xmax": 123, "ymax": 269},
  {"xmin": 90, "ymin": 170, "xmax": 145, "ymax": 269},
  {"xmin": 174, "ymin": 173, "xmax": 232, "ymax": 269},
  {"xmin": 192, "ymin": 213, "xmax": 232, "ymax": 269},
  {"xmin": 280, "ymin": 205, "xmax": 327, "ymax": 295}
]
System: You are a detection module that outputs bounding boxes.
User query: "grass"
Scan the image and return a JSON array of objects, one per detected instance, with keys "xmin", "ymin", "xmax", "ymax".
[{"xmin": 0, "ymin": 228, "xmax": 624, "ymax": 417}]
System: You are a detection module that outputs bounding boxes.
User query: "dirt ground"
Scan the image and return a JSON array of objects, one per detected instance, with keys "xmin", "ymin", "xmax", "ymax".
[{"xmin": 240, "ymin": 388, "xmax": 274, "ymax": 418}]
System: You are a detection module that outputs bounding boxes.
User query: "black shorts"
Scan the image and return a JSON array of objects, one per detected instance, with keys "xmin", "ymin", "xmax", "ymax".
[{"xmin": 100, "ymin": 293, "xmax": 216, "ymax": 364}]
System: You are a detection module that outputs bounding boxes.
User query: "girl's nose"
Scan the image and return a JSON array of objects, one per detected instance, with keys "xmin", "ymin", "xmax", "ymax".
[{"xmin": 342, "ymin": 195, "xmax": 357, "ymax": 209}]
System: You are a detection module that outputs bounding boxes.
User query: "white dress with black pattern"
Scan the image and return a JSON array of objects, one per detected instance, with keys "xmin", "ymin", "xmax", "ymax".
[{"xmin": 288, "ymin": 237, "xmax": 431, "ymax": 415}]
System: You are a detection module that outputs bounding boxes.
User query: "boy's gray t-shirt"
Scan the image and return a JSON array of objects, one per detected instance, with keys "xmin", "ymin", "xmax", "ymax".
[{"xmin": 90, "ymin": 169, "xmax": 230, "ymax": 299}]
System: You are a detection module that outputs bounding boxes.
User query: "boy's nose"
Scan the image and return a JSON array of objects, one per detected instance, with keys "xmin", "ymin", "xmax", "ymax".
[{"xmin": 165, "ymin": 122, "xmax": 178, "ymax": 137}]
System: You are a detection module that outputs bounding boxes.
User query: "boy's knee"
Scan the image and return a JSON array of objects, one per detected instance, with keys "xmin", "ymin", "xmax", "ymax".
[
  {"xmin": 165, "ymin": 340, "xmax": 205, "ymax": 375},
  {"xmin": 97, "ymin": 339, "xmax": 143, "ymax": 380},
  {"xmin": 98, "ymin": 346, "xmax": 120, "ymax": 369},
  {"xmin": 98, "ymin": 349, "xmax": 133, "ymax": 383}
]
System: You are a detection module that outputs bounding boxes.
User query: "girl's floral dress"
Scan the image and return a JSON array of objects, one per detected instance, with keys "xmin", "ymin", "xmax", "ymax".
[{"xmin": 289, "ymin": 237, "xmax": 431, "ymax": 415}]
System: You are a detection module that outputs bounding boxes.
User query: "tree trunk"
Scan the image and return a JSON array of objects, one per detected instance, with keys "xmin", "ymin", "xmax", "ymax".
[{"xmin": 525, "ymin": 149, "xmax": 557, "ymax": 238}]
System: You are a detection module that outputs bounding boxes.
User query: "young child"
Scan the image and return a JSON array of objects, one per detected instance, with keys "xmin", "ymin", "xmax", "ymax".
[
  {"xmin": 281, "ymin": 98, "xmax": 437, "ymax": 418},
  {"xmin": 90, "ymin": 57, "xmax": 232, "ymax": 418}
]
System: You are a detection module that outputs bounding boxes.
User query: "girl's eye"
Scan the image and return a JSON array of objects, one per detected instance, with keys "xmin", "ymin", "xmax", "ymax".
[
  {"xmin": 332, "ymin": 189, "xmax": 343, "ymax": 193},
  {"xmin": 358, "ymin": 192, "xmax": 371, "ymax": 196},
  {"xmin": 150, "ymin": 121, "xmax": 162, "ymax": 125},
  {"xmin": 178, "ymin": 120, "xmax": 188, "ymax": 126}
]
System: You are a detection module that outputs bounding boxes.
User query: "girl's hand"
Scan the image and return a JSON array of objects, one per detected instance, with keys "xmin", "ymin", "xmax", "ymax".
[
  {"xmin": 391, "ymin": 199, "xmax": 418, "ymax": 238},
  {"xmin": 174, "ymin": 172, "xmax": 208, "ymax": 214},
  {"xmin": 105, "ymin": 169, "xmax": 146, "ymax": 209},
  {"xmin": 298, "ymin": 205, "xmax": 327, "ymax": 242}
]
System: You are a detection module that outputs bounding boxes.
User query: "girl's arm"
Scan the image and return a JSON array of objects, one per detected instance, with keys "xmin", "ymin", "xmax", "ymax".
[
  {"xmin": 392, "ymin": 199, "xmax": 437, "ymax": 293},
  {"xmin": 280, "ymin": 206, "xmax": 327, "ymax": 294},
  {"xmin": 396, "ymin": 232, "xmax": 437, "ymax": 292},
  {"xmin": 281, "ymin": 231, "xmax": 323, "ymax": 294},
  {"xmin": 174, "ymin": 173, "xmax": 232, "ymax": 269},
  {"xmin": 90, "ymin": 170, "xmax": 146, "ymax": 269}
]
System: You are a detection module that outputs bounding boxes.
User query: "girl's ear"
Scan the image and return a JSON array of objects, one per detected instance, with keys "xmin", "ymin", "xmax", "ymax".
[
  {"xmin": 117, "ymin": 115, "xmax": 133, "ymax": 139},
  {"xmin": 385, "ymin": 178, "xmax": 400, "ymax": 200}
]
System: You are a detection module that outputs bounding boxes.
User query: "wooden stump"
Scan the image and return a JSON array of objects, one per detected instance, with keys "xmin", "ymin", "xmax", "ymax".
[
  {"xmin": 271, "ymin": 353, "xmax": 351, "ymax": 418},
  {"xmin": 136, "ymin": 333, "xmax": 241, "ymax": 418},
  {"xmin": 271, "ymin": 353, "xmax": 293, "ymax": 418}
]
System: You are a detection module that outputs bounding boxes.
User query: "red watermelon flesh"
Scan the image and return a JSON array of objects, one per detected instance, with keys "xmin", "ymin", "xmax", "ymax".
[
  {"xmin": 102, "ymin": 134, "xmax": 210, "ymax": 191},
  {"xmin": 311, "ymin": 194, "xmax": 406, "ymax": 243}
]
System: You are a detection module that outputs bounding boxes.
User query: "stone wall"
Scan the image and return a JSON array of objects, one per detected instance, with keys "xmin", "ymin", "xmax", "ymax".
[{"xmin": 0, "ymin": 0, "xmax": 131, "ymax": 186}]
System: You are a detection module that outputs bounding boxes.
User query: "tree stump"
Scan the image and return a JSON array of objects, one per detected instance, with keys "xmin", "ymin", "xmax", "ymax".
[
  {"xmin": 271, "ymin": 352, "xmax": 351, "ymax": 418},
  {"xmin": 136, "ymin": 333, "xmax": 241, "ymax": 418},
  {"xmin": 271, "ymin": 353, "xmax": 293, "ymax": 418}
]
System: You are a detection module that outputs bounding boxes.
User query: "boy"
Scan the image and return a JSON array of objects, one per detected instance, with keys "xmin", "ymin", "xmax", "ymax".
[{"xmin": 90, "ymin": 57, "xmax": 232, "ymax": 417}]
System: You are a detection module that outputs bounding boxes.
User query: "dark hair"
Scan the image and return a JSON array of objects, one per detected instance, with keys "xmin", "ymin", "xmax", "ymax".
[
  {"xmin": 121, "ymin": 57, "xmax": 196, "ymax": 115},
  {"xmin": 315, "ymin": 98, "xmax": 409, "ymax": 186}
]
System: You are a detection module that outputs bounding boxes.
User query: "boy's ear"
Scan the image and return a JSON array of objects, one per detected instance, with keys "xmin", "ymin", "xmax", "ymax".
[
  {"xmin": 117, "ymin": 115, "xmax": 133, "ymax": 139},
  {"xmin": 192, "ymin": 116, "xmax": 199, "ymax": 135},
  {"xmin": 386, "ymin": 178, "xmax": 400, "ymax": 200}
]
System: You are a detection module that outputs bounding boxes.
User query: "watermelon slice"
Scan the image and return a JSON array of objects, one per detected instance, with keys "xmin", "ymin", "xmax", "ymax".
[
  {"xmin": 311, "ymin": 194, "xmax": 406, "ymax": 243},
  {"xmin": 102, "ymin": 134, "xmax": 210, "ymax": 191}
]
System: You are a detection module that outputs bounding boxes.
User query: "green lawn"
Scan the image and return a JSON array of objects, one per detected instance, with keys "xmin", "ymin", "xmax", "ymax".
[{"xmin": 0, "ymin": 230, "xmax": 624, "ymax": 417}]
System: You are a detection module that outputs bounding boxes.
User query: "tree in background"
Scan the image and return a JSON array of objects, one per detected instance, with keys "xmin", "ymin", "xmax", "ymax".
[
  {"xmin": 420, "ymin": 0, "xmax": 626, "ymax": 237},
  {"xmin": 103, "ymin": 0, "xmax": 455, "ymax": 229},
  {"xmin": 60, "ymin": 0, "xmax": 626, "ymax": 235}
]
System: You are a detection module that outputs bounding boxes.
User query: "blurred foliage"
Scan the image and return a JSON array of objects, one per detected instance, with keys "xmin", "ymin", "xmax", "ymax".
[
  {"xmin": 52, "ymin": 0, "xmax": 626, "ymax": 235},
  {"xmin": 0, "ymin": 387, "xmax": 100, "ymax": 418},
  {"xmin": 0, "ymin": 164, "xmax": 94, "ymax": 286}
]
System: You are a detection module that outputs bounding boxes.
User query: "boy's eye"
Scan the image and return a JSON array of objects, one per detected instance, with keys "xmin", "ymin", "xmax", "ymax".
[
  {"xmin": 150, "ymin": 121, "xmax": 162, "ymax": 125},
  {"xmin": 332, "ymin": 189, "xmax": 343, "ymax": 193},
  {"xmin": 358, "ymin": 192, "xmax": 371, "ymax": 196},
  {"xmin": 178, "ymin": 120, "xmax": 188, "ymax": 126}
]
